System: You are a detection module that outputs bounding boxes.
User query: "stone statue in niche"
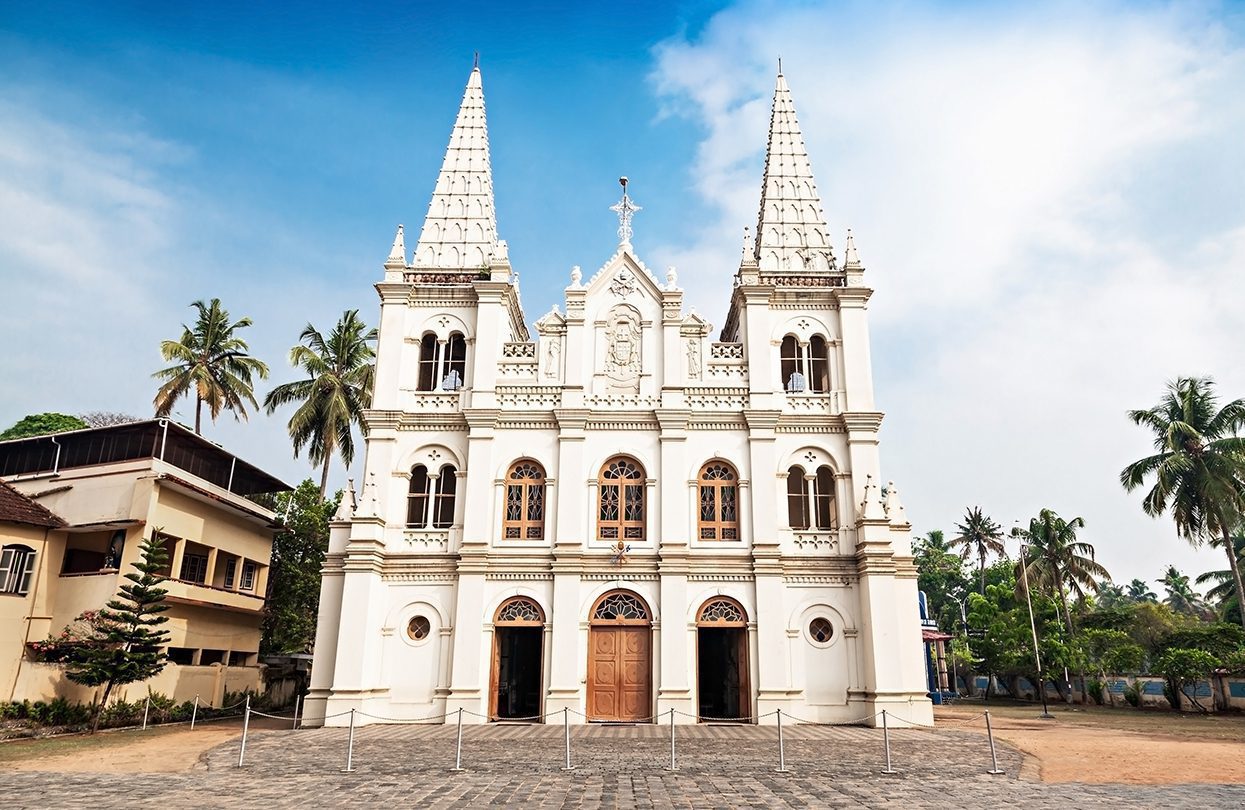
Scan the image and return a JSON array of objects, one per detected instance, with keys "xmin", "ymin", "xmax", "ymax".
[
  {"xmin": 604, "ymin": 307, "xmax": 642, "ymax": 391},
  {"xmin": 686, "ymin": 338, "xmax": 701, "ymax": 379},
  {"xmin": 544, "ymin": 338, "xmax": 560, "ymax": 378}
]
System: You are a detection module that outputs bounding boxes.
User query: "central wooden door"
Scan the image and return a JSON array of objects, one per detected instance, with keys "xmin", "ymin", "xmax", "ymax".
[
  {"xmin": 588, "ymin": 627, "xmax": 650, "ymax": 721},
  {"xmin": 587, "ymin": 590, "xmax": 653, "ymax": 722}
]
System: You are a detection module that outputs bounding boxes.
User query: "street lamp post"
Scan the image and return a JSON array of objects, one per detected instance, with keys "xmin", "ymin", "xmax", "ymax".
[{"xmin": 1017, "ymin": 540, "xmax": 1055, "ymax": 720}]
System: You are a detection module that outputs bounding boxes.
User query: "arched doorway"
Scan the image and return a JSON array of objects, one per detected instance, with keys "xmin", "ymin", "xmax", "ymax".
[
  {"xmin": 587, "ymin": 590, "xmax": 652, "ymax": 722},
  {"xmin": 696, "ymin": 597, "xmax": 750, "ymax": 722},
  {"xmin": 490, "ymin": 597, "xmax": 545, "ymax": 721}
]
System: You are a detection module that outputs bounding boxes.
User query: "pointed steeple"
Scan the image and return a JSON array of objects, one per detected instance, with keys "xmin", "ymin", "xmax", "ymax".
[
  {"xmin": 385, "ymin": 224, "xmax": 406, "ymax": 268},
  {"xmin": 753, "ymin": 71, "xmax": 835, "ymax": 273},
  {"xmin": 411, "ymin": 65, "xmax": 500, "ymax": 270}
]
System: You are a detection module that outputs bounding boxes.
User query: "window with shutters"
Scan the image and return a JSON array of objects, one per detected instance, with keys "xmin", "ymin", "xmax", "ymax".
[
  {"xmin": 698, "ymin": 461, "xmax": 740, "ymax": 541},
  {"xmin": 598, "ymin": 457, "xmax": 645, "ymax": 542},
  {"xmin": 502, "ymin": 460, "xmax": 546, "ymax": 541},
  {"xmin": 0, "ymin": 545, "xmax": 37, "ymax": 596}
]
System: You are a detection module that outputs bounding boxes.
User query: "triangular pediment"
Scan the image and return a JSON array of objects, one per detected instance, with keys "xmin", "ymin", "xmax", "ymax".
[
  {"xmin": 582, "ymin": 247, "xmax": 666, "ymax": 304},
  {"xmin": 535, "ymin": 306, "xmax": 566, "ymax": 332}
]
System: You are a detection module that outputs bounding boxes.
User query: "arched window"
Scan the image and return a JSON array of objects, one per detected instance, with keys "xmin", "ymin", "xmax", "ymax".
[
  {"xmin": 809, "ymin": 335, "xmax": 830, "ymax": 394},
  {"xmin": 407, "ymin": 465, "xmax": 430, "ymax": 526},
  {"xmin": 442, "ymin": 332, "xmax": 467, "ymax": 390},
  {"xmin": 416, "ymin": 331, "xmax": 468, "ymax": 392},
  {"xmin": 781, "ymin": 333, "xmax": 832, "ymax": 394},
  {"xmin": 592, "ymin": 591, "xmax": 650, "ymax": 622},
  {"xmin": 698, "ymin": 461, "xmax": 739, "ymax": 541},
  {"xmin": 416, "ymin": 333, "xmax": 438, "ymax": 391},
  {"xmin": 814, "ymin": 465, "xmax": 837, "ymax": 530},
  {"xmin": 503, "ymin": 461, "xmax": 546, "ymax": 541},
  {"xmin": 495, "ymin": 596, "xmax": 545, "ymax": 624},
  {"xmin": 697, "ymin": 597, "xmax": 747, "ymax": 625},
  {"xmin": 432, "ymin": 464, "xmax": 457, "ymax": 528},
  {"xmin": 598, "ymin": 457, "xmax": 645, "ymax": 542},
  {"xmin": 0, "ymin": 544, "xmax": 37, "ymax": 596},
  {"xmin": 786, "ymin": 466, "xmax": 809, "ymax": 530},
  {"xmin": 780, "ymin": 335, "xmax": 803, "ymax": 392}
]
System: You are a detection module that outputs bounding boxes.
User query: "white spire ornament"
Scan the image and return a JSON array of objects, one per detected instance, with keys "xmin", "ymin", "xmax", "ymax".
[
  {"xmin": 386, "ymin": 224, "xmax": 406, "ymax": 267},
  {"xmin": 609, "ymin": 176, "xmax": 641, "ymax": 248}
]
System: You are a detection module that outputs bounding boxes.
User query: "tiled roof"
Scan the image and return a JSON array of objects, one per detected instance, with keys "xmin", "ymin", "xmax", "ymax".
[{"xmin": 0, "ymin": 479, "xmax": 66, "ymax": 528}]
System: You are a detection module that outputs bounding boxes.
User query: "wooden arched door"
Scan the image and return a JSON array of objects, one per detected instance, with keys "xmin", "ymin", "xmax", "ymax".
[
  {"xmin": 696, "ymin": 597, "xmax": 750, "ymax": 722},
  {"xmin": 490, "ymin": 597, "xmax": 545, "ymax": 721},
  {"xmin": 587, "ymin": 590, "xmax": 652, "ymax": 722}
]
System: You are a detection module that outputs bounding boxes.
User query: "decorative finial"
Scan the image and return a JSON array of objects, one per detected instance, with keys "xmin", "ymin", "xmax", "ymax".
[
  {"xmin": 742, "ymin": 226, "xmax": 754, "ymax": 258},
  {"xmin": 570, "ymin": 265, "xmax": 583, "ymax": 287},
  {"xmin": 665, "ymin": 266, "xmax": 678, "ymax": 289},
  {"xmin": 473, "ymin": 51, "xmax": 479, "ymax": 69},
  {"xmin": 778, "ymin": 56, "xmax": 782, "ymax": 75},
  {"xmin": 844, "ymin": 228, "xmax": 862, "ymax": 269},
  {"xmin": 387, "ymin": 223, "xmax": 406, "ymax": 266},
  {"xmin": 609, "ymin": 176, "xmax": 641, "ymax": 248}
]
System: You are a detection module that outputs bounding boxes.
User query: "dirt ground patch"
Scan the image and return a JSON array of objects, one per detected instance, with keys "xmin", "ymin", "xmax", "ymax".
[
  {"xmin": 0, "ymin": 717, "xmax": 288, "ymax": 773},
  {"xmin": 937, "ymin": 702, "xmax": 1245, "ymax": 784}
]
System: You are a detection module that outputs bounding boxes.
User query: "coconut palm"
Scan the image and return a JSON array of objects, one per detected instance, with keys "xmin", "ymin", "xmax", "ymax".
[
  {"xmin": 1121, "ymin": 377, "xmax": 1245, "ymax": 630},
  {"xmin": 948, "ymin": 507, "xmax": 1005, "ymax": 595},
  {"xmin": 1195, "ymin": 535, "xmax": 1245, "ymax": 622},
  {"xmin": 1126, "ymin": 578, "xmax": 1158, "ymax": 603},
  {"xmin": 263, "ymin": 310, "xmax": 377, "ymax": 496},
  {"xmin": 1158, "ymin": 565, "xmax": 1213, "ymax": 619},
  {"xmin": 152, "ymin": 299, "xmax": 269, "ymax": 434},
  {"xmin": 1012, "ymin": 509, "xmax": 1110, "ymax": 634}
]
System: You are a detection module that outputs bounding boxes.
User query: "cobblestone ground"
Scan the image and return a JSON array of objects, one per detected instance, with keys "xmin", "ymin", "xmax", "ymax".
[{"xmin": 3, "ymin": 722, "xmax": 1244, "ymax": 808}]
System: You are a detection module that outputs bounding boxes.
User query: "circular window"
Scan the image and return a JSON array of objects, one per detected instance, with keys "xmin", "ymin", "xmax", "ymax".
[
  {"xmin": 407, "ymin": 615, "xmax": 431, "ymax": 641},
  {"xmin": 808, "ymin": 617, "xmax": 834, "ymax": 645}
]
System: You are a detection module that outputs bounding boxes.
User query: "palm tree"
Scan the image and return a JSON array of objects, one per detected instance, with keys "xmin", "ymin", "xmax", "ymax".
[
  {"xmin": 1012, "ymin": 508, "xmax": 1110, "ymax": 634},
  {"xmin": 1121, "ymin": 377, "xmax": 1245, "ymax": 631},
  {"xmin": 1126, "ymin": 578, "xmax": 1158, "ymax": 603},
  {"xmin": 153, "ymin": 299, "xmax": 269, "ymax": 434},
  {"xmin": 263, "ymin": 310, "xmax": 377, "ymax": 496},
  {"xmin": 1158, "ymin": 565, "xmax": 1213, "ymax": 619},
  {"xmin": 1097, "ymin": 582, "xmax": 1127, "ymax": 608},
  {"xmin": 948, "ymin": 507, "xmax": 1005, "ymax": 595},
  {"xmin": 1195, "ymin": 535, "xmax": 1245, "ymax": 622}
]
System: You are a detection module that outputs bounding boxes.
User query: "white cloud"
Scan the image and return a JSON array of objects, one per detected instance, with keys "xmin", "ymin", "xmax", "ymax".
[{"xmin": 649, "ymin": 1, "xmax": 1245, "ymax": 586}]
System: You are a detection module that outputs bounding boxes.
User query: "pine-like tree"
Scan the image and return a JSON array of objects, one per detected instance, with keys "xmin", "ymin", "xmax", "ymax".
[{"xmin": 66, "ymin": 534, "xmax": 172, "ymax": 732}]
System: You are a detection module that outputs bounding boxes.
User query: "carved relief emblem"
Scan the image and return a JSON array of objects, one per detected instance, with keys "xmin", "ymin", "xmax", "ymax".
[
  {"xmin": 609, "ymin": 267, "xmax": 637, "ymax": 297},
  {"xmin": 604, "ymin": 307, "xmax": 642, "ymax": 391}
]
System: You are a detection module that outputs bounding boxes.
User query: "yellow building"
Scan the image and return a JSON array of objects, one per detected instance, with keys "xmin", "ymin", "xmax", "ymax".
[{"xmin": 0, "ymin": 419, "xmax": 291, "ymax": 707}]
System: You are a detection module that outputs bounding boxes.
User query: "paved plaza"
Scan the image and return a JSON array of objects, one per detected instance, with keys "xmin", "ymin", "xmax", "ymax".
[{"xmin": 3, "ymin": 722, "xmax": 1244, "ymax": 808}]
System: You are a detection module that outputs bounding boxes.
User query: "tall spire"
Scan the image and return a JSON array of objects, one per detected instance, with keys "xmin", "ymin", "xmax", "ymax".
[
  {"xmin": 753, "ymin": 71, "xmax": 835, "ymax": 273},
  {"xmin": 411, "ymin": 64, "xmax": 500, "ymax": 270}
]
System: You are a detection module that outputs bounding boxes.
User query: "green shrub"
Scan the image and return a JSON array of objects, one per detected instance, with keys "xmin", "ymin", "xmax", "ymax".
[
  {"xmin": 1086, "ymin": 679, "xmax": 1105, "ymax": 705},
  {"xmin": 1123, "ymin": 681, "xmax": 1142, "ymax": 707}
]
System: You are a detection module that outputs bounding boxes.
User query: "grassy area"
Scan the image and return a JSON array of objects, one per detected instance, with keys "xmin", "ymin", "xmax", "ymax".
[
  {"xmin": 938, "ymin": 698, "xmax": 1245, "ymax": 743},
  {"xmin": 0, "ymin": 723, "xmax": 190, "ymax": 764}
]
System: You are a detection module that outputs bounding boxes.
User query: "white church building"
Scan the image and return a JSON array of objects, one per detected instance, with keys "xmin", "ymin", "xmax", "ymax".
[{"xmin": 304, "ymin": 64, "xmax": 932, "ymax": 727}]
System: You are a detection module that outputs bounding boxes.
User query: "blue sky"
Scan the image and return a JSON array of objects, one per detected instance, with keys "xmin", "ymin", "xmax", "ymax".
[{"xmin": 3, "ymin": 1, "xmax": 1245, "ymax": 587}]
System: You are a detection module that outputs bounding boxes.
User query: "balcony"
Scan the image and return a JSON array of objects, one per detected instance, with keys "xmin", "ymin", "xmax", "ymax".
[
  {"xmin": 783, "ymin": 389, "xmax": 845, "ymax": 415},
  {"xmin": 397, "ymin": 389, "xmax": 463, "ymax": 412},
  {"xmin": 162, "ymin": 578, "xmax": 265, "ymax": 613}
]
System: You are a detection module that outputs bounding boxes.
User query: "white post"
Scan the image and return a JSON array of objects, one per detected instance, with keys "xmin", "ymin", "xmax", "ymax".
[
  {"xmin": 880, "ymin": 709, "xmax": 896, "ymax": 775},
  {"xmin": 451, "ymin": 707, "xmax": 465, "ymax": 771},
  {"xmin": 142, "ymin": 696, "xmax": 150, "ymax": 730},
  {"xmin": 665, "ymin": 708, "xmax": 677, "ymax": 771},
  {"xmin": 985, "ymin": 710, "xmax": 1004, "ymax": 775},
  {"xmin": 237, "ymin": 695, "xmax": 251, "ymax": 768},
  {"xmin": 293, "ymin": 694, "xmax": 302, "ymax": 730},
  {"xmin": 190, "ymin": 695, "xmax": 199, "ymax": 731},
  {"xmin": 776, "ymin": 708, "xmax": 788, "ymax": 773},
  {"xmin": 561, "ymin": 706, "xmax": 575, "ymax": 771},
  {"xmin": 342, "ymin": 709, "xmax": 356, "ymax": 773}
]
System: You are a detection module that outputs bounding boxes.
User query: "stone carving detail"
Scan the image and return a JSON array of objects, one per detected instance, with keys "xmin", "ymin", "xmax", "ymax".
[
  {"xmin": 711, "ymin": 343, "xmax": 744, "ymax": 360},
  {"xmin": 502, "ymin": 342, "xmax": 536, "ymax": 358},
  {"xmin": 497, "ymin": 386, "xmax": 563, "ymax": 408},
  {"xmin": 603, "ymin": 307, "xmax": 642, "ymax": 392},
  {"xmin": 792, "ymin": 531, "xmax": 839, "ymax": 553},
  {"xmin": 544, "ymin": 339, "xmax": 560, "ymax": 378},
  {"xmin": 686, "ymin": 338, "xmax": 701, "ymax": 379},
  {"xmin": 609, "ymin": 267, "xmax": 638, "ymax": 297}
]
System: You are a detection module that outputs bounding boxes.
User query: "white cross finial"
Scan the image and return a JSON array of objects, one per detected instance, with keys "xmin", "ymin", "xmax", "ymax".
[{"xmin": 609, "ymin": 176, "xmax": 641, "ymax": 247}]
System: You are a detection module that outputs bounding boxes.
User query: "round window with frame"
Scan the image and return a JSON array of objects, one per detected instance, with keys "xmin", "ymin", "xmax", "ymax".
[
  {"xmin": 807, "ymin": 616, "xmax": 834, "ymax": 646},
  {"xmin": 407, "ymin": 615, "xmax": 432, "ymax": 642}
]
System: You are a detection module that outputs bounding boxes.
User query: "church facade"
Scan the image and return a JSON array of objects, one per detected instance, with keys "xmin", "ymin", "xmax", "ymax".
[{"xmin": 304, "ymin": 65, "xmax": 932, "ymax": 727}]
